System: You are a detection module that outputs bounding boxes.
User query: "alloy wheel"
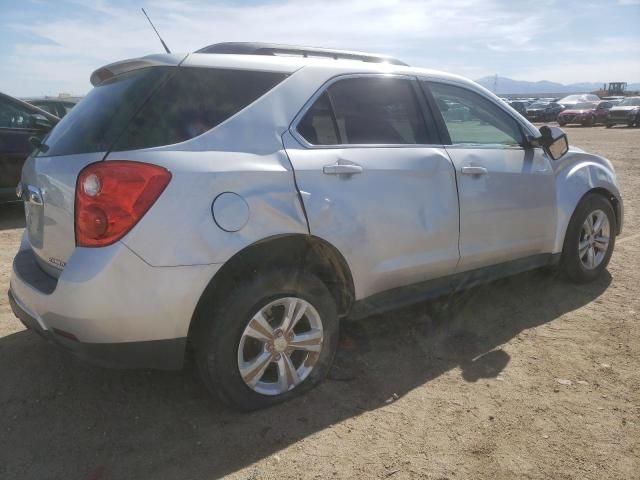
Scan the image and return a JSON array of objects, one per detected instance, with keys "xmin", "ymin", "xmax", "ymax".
[
  {"xmin": 237, "ymin": 297, "xmax": 324, "ymax": 396},
  {"xmin": 578, "ymin": 209, "xmax": 610, "ymax": 270}
]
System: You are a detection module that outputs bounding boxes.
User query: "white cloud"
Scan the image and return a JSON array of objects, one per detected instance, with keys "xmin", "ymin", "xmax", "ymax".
[{"xmin": 0, "ymin": 0, "xmax": 638, "ymax": 96}]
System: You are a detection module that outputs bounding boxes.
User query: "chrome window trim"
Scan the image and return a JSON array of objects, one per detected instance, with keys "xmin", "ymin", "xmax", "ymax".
[{"xmin": 289, "ymin": 73, "xmax": 446, "ymax": 150}]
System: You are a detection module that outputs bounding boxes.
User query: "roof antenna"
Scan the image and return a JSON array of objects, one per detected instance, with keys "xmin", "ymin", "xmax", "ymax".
[{"xmin": 141, "ymin": 8, "xmax": 171, "ymax": 54}]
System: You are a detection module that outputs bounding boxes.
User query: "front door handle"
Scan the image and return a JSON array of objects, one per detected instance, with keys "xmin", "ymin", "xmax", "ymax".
[
  {"xmin": 323, "ymin": 161, "xmax": 363, "ymax": 175},
  {"xmin": 461, "ymin": 165, "xmax": 488, "ymax": 176}
]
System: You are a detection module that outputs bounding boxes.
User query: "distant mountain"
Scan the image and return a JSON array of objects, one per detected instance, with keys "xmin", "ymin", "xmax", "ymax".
[{"xmin": 475, "ymin": 76, "xmax": 640, "ymax": 95}]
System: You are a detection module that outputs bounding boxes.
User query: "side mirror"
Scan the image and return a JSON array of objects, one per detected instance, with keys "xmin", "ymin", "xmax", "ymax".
[
  {"xmin": 30, "ymin": 114, "xmax": 54, "ymax": 132},
  {"xmin": 538, "ymin": 125, "xmax": 569, "ymax": 160}
]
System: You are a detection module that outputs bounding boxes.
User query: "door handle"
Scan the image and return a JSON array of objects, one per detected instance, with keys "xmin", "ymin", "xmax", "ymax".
[
  {"xmin": 323, "ymin": 161, "xmax": 363, "ymax": 175},
  {"xmin": 461, "ymin": 165, "xmax": 488, "ymax": 176}
]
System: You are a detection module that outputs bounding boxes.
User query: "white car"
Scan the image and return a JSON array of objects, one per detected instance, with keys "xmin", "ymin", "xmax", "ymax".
[{"xmin": 10, "ymin": 43, "xmax": 623, "ymax": 410}]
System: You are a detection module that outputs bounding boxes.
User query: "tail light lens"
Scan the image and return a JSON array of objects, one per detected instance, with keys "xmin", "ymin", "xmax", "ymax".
[{"xmin": 75, "ymin": 161, "xmax": 171, "ymax": 247}]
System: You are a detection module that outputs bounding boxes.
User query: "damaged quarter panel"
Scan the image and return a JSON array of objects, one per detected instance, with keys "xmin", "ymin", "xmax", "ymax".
[
  {"xmin": 552, "ymin": 147, "xmax": 623, "ymax": 253},
  {"xmin": 109, "ymin": 67, "xmax": 319, "ymax": 267}
]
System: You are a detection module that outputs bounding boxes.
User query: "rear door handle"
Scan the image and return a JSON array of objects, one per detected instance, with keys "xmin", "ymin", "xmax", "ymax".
[
  {"xmin": 461, "ymin": 165, "xmax": 488, "ymax": 176},
  {"xmin": 323, "ymin": 162, "xmax": 363, "ymax": 175}
]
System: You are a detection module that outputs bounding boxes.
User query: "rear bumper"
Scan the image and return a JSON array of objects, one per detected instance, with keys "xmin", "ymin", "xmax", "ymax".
[
  {"xmin": 8, "ymin": 289, "xmax": 186, "ymax": 369},
  {"xmin": 9, "ymin": 233, "xmax": 221, "ymax": 370}
]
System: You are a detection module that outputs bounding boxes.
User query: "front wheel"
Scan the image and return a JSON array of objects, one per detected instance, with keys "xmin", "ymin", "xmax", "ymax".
[
  {"xmin": 194, "ymin": 269, "xmax": 339, "ymax": 411},
  {"xmin": 559, "ymin": 193, "xmax": 616, "ymax": 283}
]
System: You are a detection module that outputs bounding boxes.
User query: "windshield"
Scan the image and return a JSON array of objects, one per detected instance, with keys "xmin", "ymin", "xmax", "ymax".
[
  {"xmin": 529, "ymin": 102, "xmax": 549, "ymax": 108},
  {"xmin": 619, "ymin": 97, "xmax": 640, "ymax": 106},
  {"xmin": 572, "ymin": 103, "xmax": 596, "ymax": 109},
  {"xmin": 559, "ymin": 94, "xmax": 598, "ymax": 103}
]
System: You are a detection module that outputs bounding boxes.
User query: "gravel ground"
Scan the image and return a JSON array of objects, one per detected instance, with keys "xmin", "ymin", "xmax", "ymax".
[{"xmin": 0, "ymin": 126, "xmax": 638, "ymax": 480}]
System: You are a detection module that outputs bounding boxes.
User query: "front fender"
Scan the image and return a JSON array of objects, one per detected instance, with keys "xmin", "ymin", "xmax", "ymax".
[{"xmin": 553, "ymin": 149, "xmax": 623, "ymax": 253}]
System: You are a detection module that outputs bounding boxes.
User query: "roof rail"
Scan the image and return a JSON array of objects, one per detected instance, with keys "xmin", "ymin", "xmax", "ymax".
[{"xmin": 195, "ymin": 42, "xmax": 409, "ymax": 66}]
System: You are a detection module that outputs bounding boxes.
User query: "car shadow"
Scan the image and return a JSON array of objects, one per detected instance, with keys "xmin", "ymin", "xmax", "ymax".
[
  {"xmin": 0, "ymin": 268, "xmax": 611, "ymax": 479},
  {"xmin": 0, "ymin": 203, "xmax": 25, "ymax": 230}
]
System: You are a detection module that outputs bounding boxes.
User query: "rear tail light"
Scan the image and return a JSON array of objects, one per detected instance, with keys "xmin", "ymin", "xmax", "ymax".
[{"xmin": 75, "ymin": 161, "xmax": 171, "ymax": 247}]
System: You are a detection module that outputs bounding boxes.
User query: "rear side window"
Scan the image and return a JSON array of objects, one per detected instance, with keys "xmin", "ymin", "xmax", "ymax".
[
  {"xmin": 296, "ymin": 92, "xmax": 339, "ymax": 145},
  {"xmin": 298, "ymin": 76, "xmax": 429, "ymax": 145},
  {"xmin": 39, "ymin": 67, "xmax": 288, "ymax": 157},
  {"xmin": 113, "ymin": 68, "xmax": 288, "ymax": 151}
]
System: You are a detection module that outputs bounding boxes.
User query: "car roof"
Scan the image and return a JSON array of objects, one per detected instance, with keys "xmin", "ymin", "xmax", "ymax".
[{"xmin": 91, "ymin": 51, "xmax": 475, "ymax": 90}]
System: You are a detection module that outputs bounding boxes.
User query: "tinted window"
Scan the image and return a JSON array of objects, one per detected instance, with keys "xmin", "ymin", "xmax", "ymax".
[
  {"xmin": 298, "ymin": 77, "xmax": 429, "ymax": 145},
  {"xmin": 297, "ymin": 92, "xmax": 339, "ymax": 145},
  {"xmin": 30, "ymin": 102, "xmax": 57, "ymax": 116},
  {"xmin": 39, "ymin": 68, "xmax": 170, "ymax": 157},
  {"xmin": 0, "ymin": 98, "xmax": 35, "ymax": 129},
  {"xmin": 427, "ymin": 82, "xmax": 524, "ymax": 146},
  {"xmin": 113, "ymin": 68, "xmax": 288, "ymax": 151},
  {"xmin": 40, "ymin": 67, "xmax": 287, "ymax": 157}
]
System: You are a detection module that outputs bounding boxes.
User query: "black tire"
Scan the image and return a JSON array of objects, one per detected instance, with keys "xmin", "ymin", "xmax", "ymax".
[
  {"xmin": 559, "ymin": 193, "xmax": 616, "ymax": 283},
  {"xmin": 605, "ymin": 123, "xmax": 613, "ymax": 129},
  {"xmin": 558, "ymin": 121, "xmax": 566, "ymax": 127},
  {"xmin": 193, "ymin": 268, "xmax": 339, "ymax": 411}
]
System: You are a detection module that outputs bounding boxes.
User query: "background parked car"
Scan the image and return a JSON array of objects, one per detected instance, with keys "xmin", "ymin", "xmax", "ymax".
[
  {"xmin": 606, "ymin": 96, "xmax": 640, "ymax": 128},
  {"xmin": 557, "ymin": 93, "xmax": 601, "ymax": 107},
  {"xmin": 25, "ymin": 97, "xmax": 79, "ymax": 118},
  {"xmin": 0, "ymin": 92, "xmax": 58, "ymax": 203},
  {"xmin": 557, "ymin": 101, "xmax": 613, "ymax": 126},
  {"xmin": 601, "ymin": 96, "xmax": 625, "ymax": 105},
  {"xmin": 526, "ymin": 101, "xmax": 564, "ymax": 122},
  {"xmin": 508, "ymin": 100, "xmax": 529, "ymax": 116}
]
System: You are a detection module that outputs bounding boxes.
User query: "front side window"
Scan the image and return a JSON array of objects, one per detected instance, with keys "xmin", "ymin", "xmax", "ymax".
[
  {"xmin": 0, "ymin": 98, "xmax": 35, "ymax": 129},
  {"xmin": 426, "ymin": 82, "xmax": 524, "ymax": 146},
  {"xmin": 298, "ymin": 76, "xmax": 429, "ymax": 145}
]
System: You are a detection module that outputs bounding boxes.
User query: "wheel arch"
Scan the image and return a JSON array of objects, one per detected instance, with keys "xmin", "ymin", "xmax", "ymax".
[
  {"xmin": 553, "ymin": 155, "xmax": 623, "ymax": 253},
  {"xmin": 556, "ymin": 183, "xmax": 622, "ymax": 253},
  {"xmin": 188, "ymin": 233, "xmax": 355, "ymax": 340}
]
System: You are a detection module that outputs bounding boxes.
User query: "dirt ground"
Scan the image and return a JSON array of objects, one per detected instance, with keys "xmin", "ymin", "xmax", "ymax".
[{"xmin": 0, "ymin": 126, "xmax": 638, "ymax": 480}]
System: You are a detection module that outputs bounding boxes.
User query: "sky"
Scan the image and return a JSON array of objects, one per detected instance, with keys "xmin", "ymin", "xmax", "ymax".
[{"xmin": 0, "ymin": 0, "xmax": 639, "ymax": 97}]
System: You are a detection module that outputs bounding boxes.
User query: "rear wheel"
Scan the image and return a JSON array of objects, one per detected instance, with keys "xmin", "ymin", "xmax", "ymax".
[
  {"xmin": 194, "ymin": 268, "xmax": 338, "ymax": 411},
  {"xmin": 559, "ymin": 193, "xmax": 616, "ymax": 283}
]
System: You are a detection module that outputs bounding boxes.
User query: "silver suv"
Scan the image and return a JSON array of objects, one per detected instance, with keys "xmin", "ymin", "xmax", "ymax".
[{"xmin": 9, "ymin": 43, "xmax": 623, "ymax": 410}]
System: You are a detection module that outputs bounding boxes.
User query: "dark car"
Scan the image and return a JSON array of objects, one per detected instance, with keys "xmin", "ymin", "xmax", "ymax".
[
  {"xmin": 26, "ymin": 98, "xmax": 78, "ymax": 118},
  {"xmin": 508, "ymin": 100, "xmax": 529, "ymax": 115},
  {"xmin": 525, "ymin": 101, "xmax": 564, "ymax": 122},
  {"xmin": 557, "ymin": 101, "xmax": 613, "ymax": 126},
  {"xmin": 606, "ymin": 96, "xmax": 640, "ymax": 128},
  {"xmin": 0, "ymin": 92, "xmax": 58, "ymax": 203}
]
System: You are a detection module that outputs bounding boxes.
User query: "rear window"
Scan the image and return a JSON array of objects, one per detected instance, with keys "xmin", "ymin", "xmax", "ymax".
[{"xmin": 39, "ymin": 67, "xmax": 288, "ymax": 157}]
